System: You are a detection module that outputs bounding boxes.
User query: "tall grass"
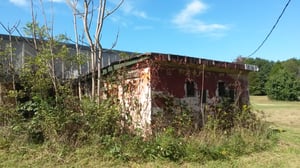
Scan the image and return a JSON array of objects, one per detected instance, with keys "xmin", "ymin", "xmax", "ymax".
[{"xmin": 0, "ymin": 96, "xmax": 279, "ymax": 167}]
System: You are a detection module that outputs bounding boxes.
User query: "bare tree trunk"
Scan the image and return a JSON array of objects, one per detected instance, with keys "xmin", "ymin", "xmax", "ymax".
[
  {"xmin": 91, "ymin": 51, "xmax": 96, "ymax": 100},
  {"xmin": 0, "ymin": 22, "xmax": 19, "ymax": 105},
  {"xmin": 95, "ymin": 0, "xmax": 106, "ymax": 103},
  {"xmin": 97, "ymin": 44, "xmax": 102, "ymax": 103},
  {"xmin": 80, "ymin": 0, "xmax": 123, "ymax": 102},
  {"xmin": 8, "ymin": 34, "xmax": 17, "ymax": 104},
  {"xmin": 75, "ymin": 12, "xmax": 82, "ymax": 101},
  {"xmin": 68, "ymin": 0, "xmax": 82, "ymax": 100},
  {"xmin": 83, "ymin": 0, "xmax": 95, "ymax": 100},
  {"xmin": 39, "ymin": 0, "xmax": 60, "ymax": 102},
  {"xmin": 30, "ymin": 0, "xmax": 38, "ymax": 50}
]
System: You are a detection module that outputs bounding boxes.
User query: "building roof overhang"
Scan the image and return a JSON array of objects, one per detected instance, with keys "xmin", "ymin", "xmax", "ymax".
[{"xmin": 102, "ymin": 52, "xmax": 259, "ymax": 74}]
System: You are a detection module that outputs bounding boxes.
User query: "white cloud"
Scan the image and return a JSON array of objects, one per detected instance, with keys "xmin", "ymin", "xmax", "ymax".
[
  {"xmin": 173, "ymin": 0, "xmax": 207, "ymax": 24},
  {"xmin": 108, "ymin": 0, "xmax": 152, "ymax": 31},
  {"xmin": 172, "ymin": 0, "xmax": 227, "ymax": 34},
  {"xmin": 9, "ymin": 0, "xmax": 28, "ymax": 7},
  {"xmin": 121, "ymin": 0, "xmax": 148, "ymax": 19},
  {"xmin": 109, "ymin": 0, "xmax": 148, "ymax": 19}
]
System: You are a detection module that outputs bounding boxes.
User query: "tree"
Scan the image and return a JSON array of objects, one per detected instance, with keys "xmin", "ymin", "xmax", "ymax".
[
  {"xmin": 243, "ymin": 58, "xmax": 274, "ymax": 95},
  {"xmin": 281, "ymin": 58, "xmax": 300, "ymax": 79},
  {"xmin": 21, "ymin": 0, "xmax": 73, "ymax": 103},
  {"xmin": 20, "ymin": 27, "xmax": 70, "ymax": 100},
  {"xmin": 0, "ymin": 22, "xmax": 19, "ymax": 104},
  {"xmin": 69, "ymin": 0, "xmax": 123, "ymax": 102},
  {"xmin": 67, "ymin": 0, "xmax": 83, "ymax": 101},
  {"xmin": 266, "ymin": 63, "xmax": 300, "ymax": 101}
]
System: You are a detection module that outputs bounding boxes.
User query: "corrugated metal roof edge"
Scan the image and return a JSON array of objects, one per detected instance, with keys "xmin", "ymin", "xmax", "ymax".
[{"xmin": 127, "ymin": 52, "xmax": 259, "ymax": 72}]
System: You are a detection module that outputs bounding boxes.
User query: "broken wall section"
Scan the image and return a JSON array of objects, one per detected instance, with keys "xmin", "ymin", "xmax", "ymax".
[{"xmin": 103, "ymin": 66, "xmax": 152, "ymax": 136}]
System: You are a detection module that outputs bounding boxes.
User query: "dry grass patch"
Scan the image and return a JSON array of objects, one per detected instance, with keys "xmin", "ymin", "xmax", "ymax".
[{"xmin": 250, "ymin": 96, "xmax": 300, "ymax": 127}]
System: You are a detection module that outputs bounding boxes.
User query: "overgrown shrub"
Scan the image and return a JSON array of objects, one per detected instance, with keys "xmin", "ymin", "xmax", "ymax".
[
  {"xmin": 205, "ymin": 98, "xmax": 260, "ymax": 132},
  {"xmin": 144, "ymin": 128, "xmax": 186, "ymax": 161},
  {"xmin": 3, "ymin": 92, "xmax": 122, "ymax": 147},
  {"xmin": 0, "ymin": 82, "xmax": 278, "ymax": 164},
  {"xmin": 151, "ymin": 94, "xmax": 193, "ymax": 136},
  {"xmin": 0, "ymin": 104, "xmax": 20, "ymax": 127},
  {"xmin": 1, "ymin": 104, "xmax": 278, "ymax": 164}
]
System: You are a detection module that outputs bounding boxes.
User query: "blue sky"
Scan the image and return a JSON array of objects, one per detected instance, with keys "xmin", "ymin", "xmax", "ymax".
[{"xmin": 0, "ymin": 0, "xmax": 299, "ymax": 62}]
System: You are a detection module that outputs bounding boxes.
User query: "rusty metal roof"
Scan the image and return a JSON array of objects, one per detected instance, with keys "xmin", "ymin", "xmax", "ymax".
[
  {"xmin": 104, "ymin": 52, "xmax": 259, "ymax": 72},
  {"xmin": 148, "ymin": 52, "xmax": 259, "ymax": 71}
]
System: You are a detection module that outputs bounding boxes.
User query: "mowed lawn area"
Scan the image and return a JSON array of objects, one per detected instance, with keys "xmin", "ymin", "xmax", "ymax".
[
  {"xmin": 237, "ymin": 96, "xmax": 300, "ymax": 168},
  {"xmin": 251, "ymin": 96, "xmax": 300, "ymax": 128}
]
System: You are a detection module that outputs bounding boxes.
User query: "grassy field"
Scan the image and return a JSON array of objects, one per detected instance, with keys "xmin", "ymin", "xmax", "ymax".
[
  {"xmin": 208, "ymin": 96, "xmax": 300, "ymax": 168},
  {"xmin": 176, "ymin": 96, "xmax": 300, "ymax": 168},
  {"xmin": 251, "ymin": 96, "xmax": 300, "ymax": 128},
  {"xmin": 172, "ymin": 96, "xmax": 300, "ymax": 168},
  {"xmin": 1, "ymin": 96, "xmax": 299, "ymax": 167}
]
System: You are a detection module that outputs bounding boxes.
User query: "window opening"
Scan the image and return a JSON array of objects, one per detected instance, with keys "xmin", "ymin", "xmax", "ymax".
[
  {"xmin": 218, "ymin": 81, "xmax": 226, "ymax": 97},
  {"xmin": 186, "ymin": 80, "xmax": 195, "ymax": 97}
]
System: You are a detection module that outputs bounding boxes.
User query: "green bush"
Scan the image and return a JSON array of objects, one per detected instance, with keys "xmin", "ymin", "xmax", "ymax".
[
  {"xmin": 266, "ymin": 68, "xmax": 300, "ymax": 101},
  {"xmin": 5, "ymin": 93, "xmax": 123, "ymax": 146},
  {"xmin": 152, "ymin": 128, "xmax": 186, "ymax": 161},
  {"xmin": 0, "ymin": 104, "xmax": 20, "ymax": 127},
  {"xmin": 159, "ymin": 140, "xmax": 186, "ymax": 161}
]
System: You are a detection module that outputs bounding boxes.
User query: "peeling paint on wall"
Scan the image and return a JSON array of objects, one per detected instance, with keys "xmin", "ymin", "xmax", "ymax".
[
  {"xmin": 117, "ymin": 67, "xmax": 152, "ymax": 136},
  {"xmin": 151, "ymin": 63, "xmax": 250, "ymax": 130}
]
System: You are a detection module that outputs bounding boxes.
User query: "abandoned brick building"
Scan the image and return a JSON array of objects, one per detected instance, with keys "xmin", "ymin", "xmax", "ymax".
[
  {"xmin": 0, "ymin": 34, "xmax": 258, "ymax": 135},
  {"xmin": 100, "ymin": 53, "xmax": 258, "ymax": 135}
]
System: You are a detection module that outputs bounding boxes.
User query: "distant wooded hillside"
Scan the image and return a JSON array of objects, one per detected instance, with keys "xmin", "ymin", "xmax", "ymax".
[{"xmin": 240, "ymin": 57, "xmax": 300, "ymax": 101}]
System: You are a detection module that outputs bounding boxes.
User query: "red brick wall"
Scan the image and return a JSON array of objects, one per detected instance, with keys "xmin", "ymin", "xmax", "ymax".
[{"xmin": 151, "ymin": 64, "xmax": 245, "ymax": 99}]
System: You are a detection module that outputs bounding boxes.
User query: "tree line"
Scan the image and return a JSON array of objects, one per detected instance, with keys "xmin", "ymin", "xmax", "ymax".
[{"xmin": 239, "ymin": 57, "xmax": 300, "ymax": 101}]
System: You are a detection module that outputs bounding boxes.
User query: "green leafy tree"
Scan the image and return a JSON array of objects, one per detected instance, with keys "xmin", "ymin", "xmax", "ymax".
[
  {"xmin": 266, "ymin": 63, "xmax": 300, "ymax": 101},
  {"xmin": 21, "ymin": 21, "xmax": 74, "ymax": 102},
  {"xmin": 281, "ymin": 58, "xmax": 300, "ymax": 79},
  {"xmin": 243, "ymin": 58, "xmax": 274, "ymax": 95}
]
